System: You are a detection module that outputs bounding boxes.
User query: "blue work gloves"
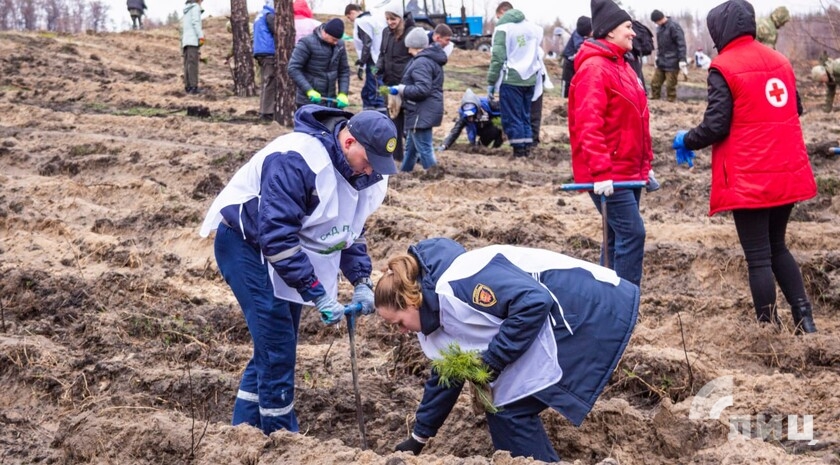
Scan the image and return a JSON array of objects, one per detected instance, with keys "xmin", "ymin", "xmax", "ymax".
[
  {"xmin": 395, "ymin": 434, "xmax": 427, "ymax": 455},
  {"xmin": 486, "ymin": 85, "xmax": 495, "ymax": 99},
  {"xmin": 673, "ymin": 130, "xmax": 696, "ymax": 168},
  {"xmin": 313, "ymin": 294, "xmax": 344, "ymax": 325},
  {"xmin": 593, "ymin": 180, "xmax": 614, "ymax": 196},
  {"xmin": 351, "ymin": 277, "xmax": 375, "ymax": 315},
  {"xmin": 388, "ymin": 84, "xmax": 405, "ymax": 95}
]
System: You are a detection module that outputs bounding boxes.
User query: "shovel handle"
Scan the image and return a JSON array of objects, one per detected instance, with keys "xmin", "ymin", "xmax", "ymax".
[
  {"xmin": 344, "ymin": 302, "xmax": 363, "ymax": 315},
  {"xmin": 343, "ymin": 301, "xmax": 368, "ymax": 450},
  {"xmin": 344, "ymin": 303, "xmax": 363, "ymax": 331},
  {"xmin": 319, "ymin": 96, "xmax": 357, "ymax": 108},
  {"xmin": 561, "ymin": 181, "xmax": 648, "ymax": 191},
  {"xmin": 831, "ymin": 147, "xmax": 840, "ymax": 155}
]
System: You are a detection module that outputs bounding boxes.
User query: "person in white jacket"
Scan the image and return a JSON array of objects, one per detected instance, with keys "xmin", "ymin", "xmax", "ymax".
[
  {"xmin": 200, "ymin": 107, "xmax": 398, "ymax": 436},
  {"xmin": 345, "ymin": 3, "xmax": 388, "ymax": 112},
  {"xmin": 487, "ymin": 2, "xmax": 544, "ymax": 158},
  {"xmin": 180, "ymin": 0, "xmax": 204, "ymax": 94}
]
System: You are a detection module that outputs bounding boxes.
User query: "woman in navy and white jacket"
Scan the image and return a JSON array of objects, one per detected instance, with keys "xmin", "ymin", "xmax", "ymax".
[{"xmin": 375, "ymin": 237, "xmax": 639, "ymax": 462}]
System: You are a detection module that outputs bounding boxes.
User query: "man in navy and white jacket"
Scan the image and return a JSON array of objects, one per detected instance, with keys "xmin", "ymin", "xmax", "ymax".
[{"xmin": 200, "ymin": 106, "xmax": 397, "ymax": 435}]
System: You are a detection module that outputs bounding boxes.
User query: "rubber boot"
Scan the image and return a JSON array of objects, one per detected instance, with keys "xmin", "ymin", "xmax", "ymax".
[
  {"xmin": 790, "ymin": 299, "xmax": 817, "ymax": 335},
  {"xmin": 513, "ymin": 146, "xmax": 528, "ymax": 158},
  {"xmin": 755, "ymin": 304, "xmax": 781, "ymax": 327}
]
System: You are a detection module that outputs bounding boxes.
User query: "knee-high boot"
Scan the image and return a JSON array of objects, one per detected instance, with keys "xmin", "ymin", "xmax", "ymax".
[{"xmin": 790, "ymin": 299, "xmax": 817, "ymax": 335}]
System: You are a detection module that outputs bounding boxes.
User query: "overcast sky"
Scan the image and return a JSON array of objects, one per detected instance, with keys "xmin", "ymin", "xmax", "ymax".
[{"xmin": 108, "ymin": 0, "xmax": 824, "ymax": 30}]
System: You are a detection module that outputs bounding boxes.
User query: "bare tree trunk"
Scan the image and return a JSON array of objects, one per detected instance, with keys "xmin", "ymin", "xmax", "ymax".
[
  {"xmin": 230, "ymin": 0, "xmax": 256, "ymax": 96},
  {"xmin": 69, "ymin": 0, "xmax": 86, "ymax": 33},
  {"xmin": 20, "ymin": 0, "xmax": 38, "ymax": 30},
  {"xmin": 44, "ymin": 0, "xmax": 65, "ymax": 31},
  {"xmin": 87, "ymin": 1, "xmax": 108, "ymax": 32},
  {"xmin": 0, "ymin": 0, "xmax": 16, "ymax": 30},
  {"xmin": 274, "ymin": 0, "xmax": 296, "ymax": 126}
]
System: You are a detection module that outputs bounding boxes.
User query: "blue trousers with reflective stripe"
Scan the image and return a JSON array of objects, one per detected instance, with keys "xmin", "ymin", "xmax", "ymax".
[
  {"xmin": 215, "ymin": 223, "xmax": 302, "ymax": 435},
  {"xmin": 499, "ymin": 84, "xmax": 535, "ymax": 149},
  {"xmin": 485, "ymin": 395, "xmax": 560, "ymax": 462}
]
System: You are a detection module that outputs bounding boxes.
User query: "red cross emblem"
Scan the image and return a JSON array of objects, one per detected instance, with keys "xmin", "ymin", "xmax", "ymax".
[{"xmin": 764, "ymin": 78, "xmax": 788, "ymax": 108}]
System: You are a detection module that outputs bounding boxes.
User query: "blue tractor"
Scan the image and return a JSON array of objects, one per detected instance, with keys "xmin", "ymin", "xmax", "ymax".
[{"xmin": 402, "ymin": 0, "xmax": 492, "ymax": 51}]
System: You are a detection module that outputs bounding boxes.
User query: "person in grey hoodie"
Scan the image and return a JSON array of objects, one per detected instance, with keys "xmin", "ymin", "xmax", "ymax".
[{"xmin": 181, "ymin": 0, "xmax": 204, "ymax": 94}]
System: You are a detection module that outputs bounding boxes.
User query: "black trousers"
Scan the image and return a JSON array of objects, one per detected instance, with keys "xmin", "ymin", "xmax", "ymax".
[{"xmin": 732, "ymin": 204, "xmax": 810, "ymax": 313}]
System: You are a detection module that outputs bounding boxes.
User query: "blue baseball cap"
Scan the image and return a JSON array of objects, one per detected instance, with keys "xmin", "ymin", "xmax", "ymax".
[
  {"xmin": 347, "ymin": 111, "xmax": 398, "ymax": 175},
  {"xmin": 462, "ymin": 103, "xmax": 477, "ymax": 117}
]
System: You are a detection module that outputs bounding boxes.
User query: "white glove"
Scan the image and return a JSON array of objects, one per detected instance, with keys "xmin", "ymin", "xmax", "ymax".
[
  {"xmin": 593, "ymin": 180, "xmax": 614, "ymax": 196},
  {"xmin": 679, "ymin": 61, "xmax": 688, "ymax": 77},
  {"xmin": 647, "ymin": 169, "xmax": 661, "ymax": 192}
]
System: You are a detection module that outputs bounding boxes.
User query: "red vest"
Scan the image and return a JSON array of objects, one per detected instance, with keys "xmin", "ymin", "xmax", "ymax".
[{"xmin": 708, "ymin": 36, "xmax": 816, "ymax": 215}]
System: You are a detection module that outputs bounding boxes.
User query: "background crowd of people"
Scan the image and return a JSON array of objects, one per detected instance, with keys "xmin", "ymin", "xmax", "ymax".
[{"xmin": 183, "ymin": 0, "xmax": 823, "ymax": 461}]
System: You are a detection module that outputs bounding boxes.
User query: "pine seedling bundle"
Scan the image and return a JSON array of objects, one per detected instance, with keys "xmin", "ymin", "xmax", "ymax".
[{"xmin": 431, "ymin": 342, "xmax": 499, "ymax": 414}]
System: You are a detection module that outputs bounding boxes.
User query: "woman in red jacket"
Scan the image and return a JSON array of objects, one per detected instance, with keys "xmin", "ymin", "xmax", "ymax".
[
  {"xmin": 673, "ymin": 0, "xmax": 817, "ymax": 334},
  {"xmin": 568, "ymin": 0, "xmax": 653, "ymax": 287}
]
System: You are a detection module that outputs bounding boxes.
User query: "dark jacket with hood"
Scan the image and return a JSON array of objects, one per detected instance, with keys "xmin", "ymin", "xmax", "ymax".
[
  {"xmin": 127, "ymin": 0, "xmax": 147, "ymax": 11},
  {"xmin": 684, "ymin": 0, "xmax": 802, "ymax": 151},
  {"xmin": 654, "ymin": 17, "xmax": 687, "ymax": 71},
  {"xmin": 288, "ymin": 25, "xmax": 351, "ymax": 107},
  {"xmin": 376, "ymin": 15, "xmax": 417, "ymax": 86},
  {"xmin": 218, "ymin": 106, "xmax": 380, "ymax": 302},
  {"xmin": 401, "ymin": 44, "xmax": 448, "ymax": 130},
  {"xmin": 408, "ymin": 238, "xmax": 639, "ymax": 439},
  {"xmin": 682, "ymin": 0, "xmax": 814, "ymax": 216},
  {"xmin": 562, "ymin": 30, "xmax": 587, "ymax": 85}
]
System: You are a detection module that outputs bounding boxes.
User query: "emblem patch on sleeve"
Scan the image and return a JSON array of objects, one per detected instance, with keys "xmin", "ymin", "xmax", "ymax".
[{"xmin": 472, "ymin": 284, "xmax": 497, "ymax": 307}]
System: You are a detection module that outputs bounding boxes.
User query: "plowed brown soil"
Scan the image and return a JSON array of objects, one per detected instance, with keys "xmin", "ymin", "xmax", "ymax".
[{"xmin": 1, "ymin": 16, "xmax": 838, "ymax": 465}]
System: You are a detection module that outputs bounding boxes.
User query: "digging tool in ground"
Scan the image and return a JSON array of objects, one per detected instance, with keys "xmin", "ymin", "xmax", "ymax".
[
  {"xmin": 560, "ymin": 181, "xmax": 648, "ymax": 269},
  {"xmin": 343, "ymin": 302, "xmax": 368, "ymax": 450}
]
